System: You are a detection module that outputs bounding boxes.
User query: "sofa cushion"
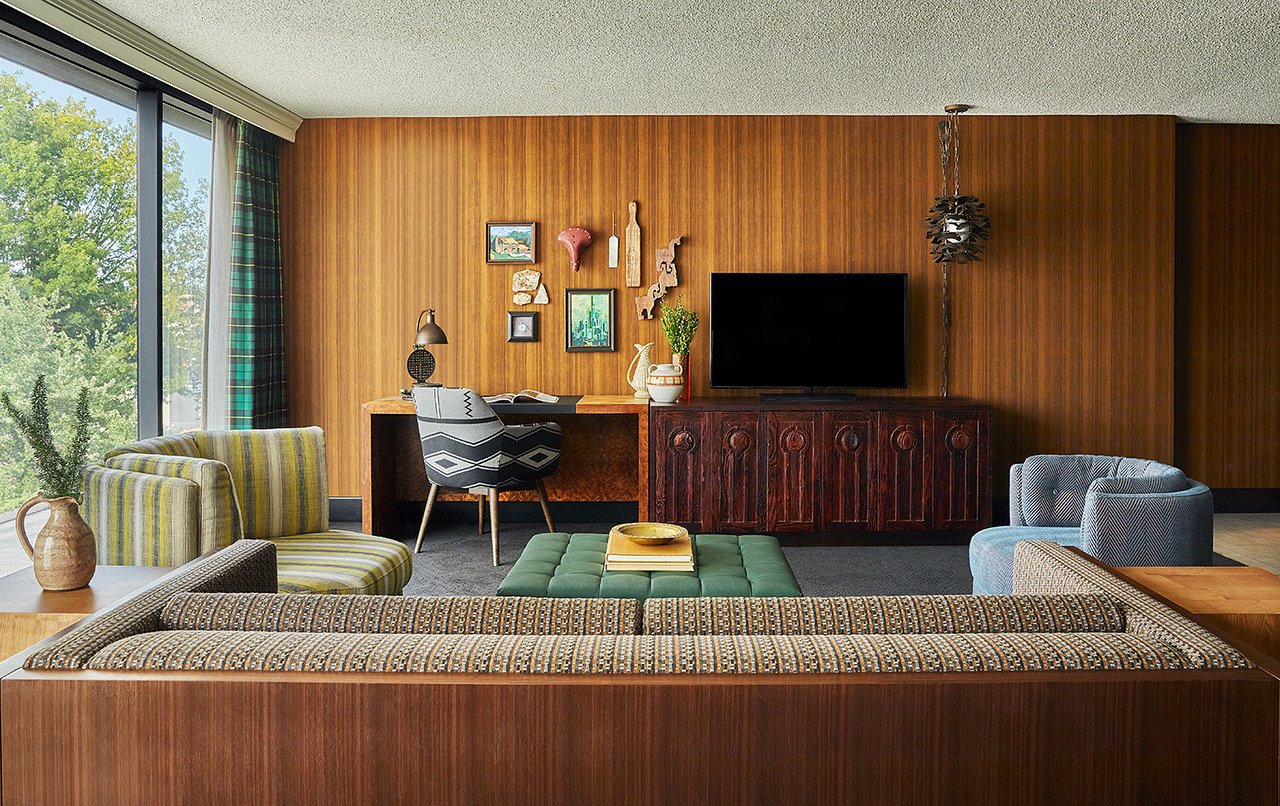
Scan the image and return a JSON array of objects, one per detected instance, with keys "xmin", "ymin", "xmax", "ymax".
[
  {"xmin": 643, "ymin": 593, "xmax": 1124, "ymax": 635},
  {"xmin": 1012, "ymin": 540, "xmax": 1252, "ymax": 669},
  {"xmin": 85, "ymin": 630, "xmax": 1186, "ymax": 674},
  {"xmin": 24, "ymin": 540, "xmax": 278, "ymax": 671},
  {"xmin": 497, "ymin": 533, "xmax": 802, "ymax": 600},
  {"xmin": 270, "ymin": 532, "xmax": 413, "ymax": 595},
  {"xmin": 161, "ymin": 593, "xmax": 641, "ymax": 635},
  {"xmin": 969, "ymin": 526, "xmax": 1083, "ymax": 595}
]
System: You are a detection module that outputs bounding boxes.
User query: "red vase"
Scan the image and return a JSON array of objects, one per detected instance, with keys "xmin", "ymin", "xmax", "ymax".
[{"xmin": 673, "ymin": 352, "xmax": 692, "ymax": 402}]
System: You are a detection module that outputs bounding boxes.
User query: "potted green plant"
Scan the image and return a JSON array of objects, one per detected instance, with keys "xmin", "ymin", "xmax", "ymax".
[
  {"xmin": 2, "ymin": 375, "xmax": 97, "ymax": 590},
  {"xmin": 659, "ymin": 296, "xmax": 699, "ymax": 402}
]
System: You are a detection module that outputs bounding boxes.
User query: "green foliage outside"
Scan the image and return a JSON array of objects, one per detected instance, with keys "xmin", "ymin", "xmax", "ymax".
[{"xmin": 0, "ymin": 71, "xmax": 210, "ymax": 511}]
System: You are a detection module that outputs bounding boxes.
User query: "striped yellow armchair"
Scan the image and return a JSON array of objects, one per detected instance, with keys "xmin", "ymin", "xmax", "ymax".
[{"xmin": 82, "ymin": 427, "xmax": 412, "ymax": 595}]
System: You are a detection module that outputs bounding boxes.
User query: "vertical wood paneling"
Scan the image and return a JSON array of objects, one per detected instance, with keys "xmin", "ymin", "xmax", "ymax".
[
  {"xmin": 281, "ymin": 116, "xmax": 1177, "ymax": 496},
  {"xmin": 1176, "ymin": 123, "xmax": 1280, "ymax": 488}
]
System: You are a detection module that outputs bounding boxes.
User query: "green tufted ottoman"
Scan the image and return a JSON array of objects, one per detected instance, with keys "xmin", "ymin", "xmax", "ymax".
[{"xmin": 497, "ymin": 533, "xmax": 802, "ymax": 600}]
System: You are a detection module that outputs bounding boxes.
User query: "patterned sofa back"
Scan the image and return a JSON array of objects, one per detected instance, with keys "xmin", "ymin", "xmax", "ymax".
[
  {"xmin": 641, "ymin": 594, "xmax": 1124, "ymax": 636},
  {"xmin": 25, "ymin": 539, "xmax": 1251, "ymax": 675},
  {"xmin": 1012, "ymin": 540, "xmax": 1250, "ymax": 669},
  {"xmin": 160, "ymin": 592, "xmax": 641, "ymax": 635}
]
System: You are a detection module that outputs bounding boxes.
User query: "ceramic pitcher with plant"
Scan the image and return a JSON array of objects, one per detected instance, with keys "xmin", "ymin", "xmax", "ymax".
[{"xmin": 2, "ymin": 376, "xmax": 96, "ymax": 591}]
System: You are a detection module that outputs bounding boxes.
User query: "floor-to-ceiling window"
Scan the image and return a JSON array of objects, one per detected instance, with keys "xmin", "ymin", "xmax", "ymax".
[
  {"xmin": 0, "ymin": 27, "xmax": 212, "ymax": 512},
  {"xmin": 162, "ymin": 111, "xmax": 212, "ymax": 435}
]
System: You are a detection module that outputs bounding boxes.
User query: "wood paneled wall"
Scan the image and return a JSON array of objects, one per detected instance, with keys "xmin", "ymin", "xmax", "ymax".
[
  {"xmin": 1175, "ymin": 124, "xmax": 1280, "ymax": 489},
  {"xmin": 281, "ymin": 116, "xmax": 1179, "ymax": 497}
]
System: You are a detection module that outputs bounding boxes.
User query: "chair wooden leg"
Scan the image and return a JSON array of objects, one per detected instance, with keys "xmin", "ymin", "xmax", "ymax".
[
  {"xmin": 534, "ymin": 478, "xmax": 555, "ymax": 533},
  {"xmin": 489, "ymin": 490, "xmax": 500, "ymax": 566},
  {"xmin": 414, "ymin": 484, "xmax": 440, "ymax": 553},
  {"xmin": 477, "ymin": 496, "xmax": 485, "ymax": 534}
]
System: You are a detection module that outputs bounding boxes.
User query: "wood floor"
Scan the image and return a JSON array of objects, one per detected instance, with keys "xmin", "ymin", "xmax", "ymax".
[
  {"xmin": 1213, "ymin": 513, "xmax": 1280, "ymax": 573},
  {"xmin": 0, "ymin": 510, "xmax": 1277, "ymax": 577}
]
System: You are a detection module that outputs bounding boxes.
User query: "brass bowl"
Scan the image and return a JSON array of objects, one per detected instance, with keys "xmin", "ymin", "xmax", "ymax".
[{"xmin": 610, "ymin": 522, "xmax": 689, "ymax": 546}]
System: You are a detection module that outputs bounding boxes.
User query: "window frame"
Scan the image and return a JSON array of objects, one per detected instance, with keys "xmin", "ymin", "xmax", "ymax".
[{"xmin": 0, "ymin": 6, "xmax": 214, "ymax": 439}]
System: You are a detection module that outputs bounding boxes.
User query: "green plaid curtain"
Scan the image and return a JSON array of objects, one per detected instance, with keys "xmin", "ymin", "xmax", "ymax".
[{"xmin": 227, "ymin": 121, "xmax": 286, "ymax": 429}]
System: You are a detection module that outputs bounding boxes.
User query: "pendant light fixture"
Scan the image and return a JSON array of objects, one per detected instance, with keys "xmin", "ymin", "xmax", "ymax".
[{"xmin": 926, "ymin": 103, "xmax": 990, "ymax": 396}]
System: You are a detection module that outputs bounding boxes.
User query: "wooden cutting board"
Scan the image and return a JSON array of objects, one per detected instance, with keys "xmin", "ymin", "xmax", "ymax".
[{"xmin": 625, "ymin": 200, "xmax": 641, "ymax": 288}]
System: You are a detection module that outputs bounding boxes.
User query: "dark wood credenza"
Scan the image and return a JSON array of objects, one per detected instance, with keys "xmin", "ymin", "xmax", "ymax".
[{"xmin": 650, "ymin": 397, "xmax": 991, "ymax": 534}]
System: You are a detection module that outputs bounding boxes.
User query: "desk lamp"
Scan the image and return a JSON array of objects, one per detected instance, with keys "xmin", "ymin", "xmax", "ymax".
[{"xmin": 407, "ymin": 309, "xmax": 448, "ymax": 386}]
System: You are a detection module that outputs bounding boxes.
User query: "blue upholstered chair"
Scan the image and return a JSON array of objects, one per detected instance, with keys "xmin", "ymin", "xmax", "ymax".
[
  {"xmin": 411, "ymin": 387, "xmax": 561, "ymax": 565},
  {"xmin": 969, "ymin": 454, "xmax": 1213, "ymax": 594}
]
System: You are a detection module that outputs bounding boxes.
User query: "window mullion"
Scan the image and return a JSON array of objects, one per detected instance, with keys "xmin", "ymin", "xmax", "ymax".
[{"xmin": 136, "ymin": 88, "xmax": 162, "ymax": 439}]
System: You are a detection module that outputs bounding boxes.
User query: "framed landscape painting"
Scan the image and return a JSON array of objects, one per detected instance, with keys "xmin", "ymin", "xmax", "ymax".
[
  {"xmin": 564, "ymin": 288, "xmax": 615, "ymax": 352},
  {"xmin": 486, "ymin": 222, "xmax": 536, "ymax": 264}
]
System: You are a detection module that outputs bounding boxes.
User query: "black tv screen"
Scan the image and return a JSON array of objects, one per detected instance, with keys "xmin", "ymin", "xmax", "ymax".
[{"xmin": 709, "ymin": 272, "xmax": 908, "ymax": 389}]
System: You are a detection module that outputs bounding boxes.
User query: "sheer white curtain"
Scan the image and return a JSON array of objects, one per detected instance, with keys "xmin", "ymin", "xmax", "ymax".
[{"xmin": 201, "ymin": 110, "xmax": 237, "ymax": 429}]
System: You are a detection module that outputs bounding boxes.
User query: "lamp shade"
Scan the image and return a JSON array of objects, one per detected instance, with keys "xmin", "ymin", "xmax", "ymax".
[{"xmin": 414, "ymin": 309, "xmax": 448, "ymax": 346}]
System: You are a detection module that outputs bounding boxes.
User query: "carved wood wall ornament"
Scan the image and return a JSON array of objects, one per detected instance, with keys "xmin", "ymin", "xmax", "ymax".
[{"xmin": 634, "ymin": 236, "xmax": 684, "ymax": 319}]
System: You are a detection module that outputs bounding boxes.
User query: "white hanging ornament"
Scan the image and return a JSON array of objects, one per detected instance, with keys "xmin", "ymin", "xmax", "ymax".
[{"xmin": 608, "ymin": 220, "xmax": 620, "ymax": 268}]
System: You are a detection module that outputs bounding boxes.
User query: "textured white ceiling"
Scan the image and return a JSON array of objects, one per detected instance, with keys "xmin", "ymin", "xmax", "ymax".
[{"xmin": 97, "ymin": 0, "xmax": 1280, "ymax": 123}]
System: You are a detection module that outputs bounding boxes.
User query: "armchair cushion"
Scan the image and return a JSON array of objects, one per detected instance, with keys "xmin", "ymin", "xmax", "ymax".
[
  {"xmin": 192, "ymin": 427, "xmax": 329, "ymax": 539},
  {"xmin": 270, "ymin": 532, "xmax": 413, "ymax": 595},
  {"xmin": 1018, "ymin": 455, "xmax": 1181, "ymax": 528}
]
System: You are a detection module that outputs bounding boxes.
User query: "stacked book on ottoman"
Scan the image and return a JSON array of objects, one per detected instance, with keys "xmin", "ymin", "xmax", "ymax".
[{"xmin": 605, "ymin": 529, "xmax": 695, "ymax": 572}]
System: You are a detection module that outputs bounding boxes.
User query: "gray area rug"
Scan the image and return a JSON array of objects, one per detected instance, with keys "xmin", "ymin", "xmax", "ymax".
[
  {"xmin": 338, "ymin": 521, "xmax": 978, "ymax": 597},
  {"xmin": 333, "ymin": 520, "xmax": 1246, "ymax": 598}
]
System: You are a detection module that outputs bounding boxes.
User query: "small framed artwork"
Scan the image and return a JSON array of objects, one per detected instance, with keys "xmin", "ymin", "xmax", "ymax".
[
  {"xmin": 565, "ymin": 288, "xmax": 615, "ymax": 352},
  {"xmin": 486, "ymin": 222, "xmax": 536, "ymax": 264},
  {"xmin": 507, "ymin": 311, "xmax": 539, "ymax": 342}
]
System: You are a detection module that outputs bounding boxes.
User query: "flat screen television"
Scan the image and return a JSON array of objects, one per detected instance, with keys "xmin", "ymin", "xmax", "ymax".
[{"xmin": 709, "ymin": 272, "xmax": 908, "ymax": 390}]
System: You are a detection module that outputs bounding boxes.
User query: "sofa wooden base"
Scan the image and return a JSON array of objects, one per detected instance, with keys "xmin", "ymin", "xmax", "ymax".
[{"xmin": 3, "ymin": 669, "xmax": 1275, "ymax": 805}]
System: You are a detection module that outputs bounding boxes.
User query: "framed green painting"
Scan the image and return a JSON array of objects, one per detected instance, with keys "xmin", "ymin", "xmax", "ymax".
[{"xmin": 564, "ymin": 288, "xmax": 615, "ymax": 352}]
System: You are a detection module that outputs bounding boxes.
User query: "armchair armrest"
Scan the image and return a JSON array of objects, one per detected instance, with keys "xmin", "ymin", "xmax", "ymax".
[
  {"xmin": 1081, "ymin": 479, "xmax": 1213, "ymax": 566},
  {"xmin": 1009, "ymin": 463, "xmax": 1026, "ymax": 526},
  {"xmin": 104, "ymin": 453, "xmax": 243, "ymax": 551},
  {"xmin": 82, "ymin": 464, "xmax": 203, "ymax": 565}
]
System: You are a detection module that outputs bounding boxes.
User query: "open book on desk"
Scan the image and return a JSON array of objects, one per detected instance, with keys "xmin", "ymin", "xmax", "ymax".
[{"xmin": 482, "ymin": 389, "xmax": 560, "ymax": 404}]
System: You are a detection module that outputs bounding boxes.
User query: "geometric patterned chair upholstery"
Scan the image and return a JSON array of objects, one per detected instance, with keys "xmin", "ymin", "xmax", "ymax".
[
  {"xmin": 411, "ymin": 386, "xmax": 562, "ymax": 565},
  {"xmin": 82, "ymin": 427, "xmax": 413, "ymax": 595},
  {"xmin": 969, "ymin": 454, "xmax": 1213, "ymax": 594}
]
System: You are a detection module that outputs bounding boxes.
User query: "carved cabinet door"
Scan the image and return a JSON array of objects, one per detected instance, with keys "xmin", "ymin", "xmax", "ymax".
[
  {"xmin": 765, "ymin": 412, "xmax": 818, "ymax": 532},
  {"xmin": 932, "ymin": 410, "xmax": 991, "ymax": 531},
  {"xmin": 820, "ymin": 412, "xmax": 875, "ymax": 531},
  {"xmin": 650, "ymin": 410, "xmax": 704, "ymax": 528},
  {"xmin": 701, "ymin": 412, "xmax": 761, "ymax": 532},
  {"xmin": 876, "ymin": 411, "xmax": 931, "ymax": 530}
]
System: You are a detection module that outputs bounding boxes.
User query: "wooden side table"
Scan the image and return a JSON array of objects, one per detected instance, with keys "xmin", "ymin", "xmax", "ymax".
[
  {"xmin": 1113, "ymin": 565, "xmax": 1280, "ymax": 662},
  {"xmin": 0, "ymin": 565, "xmax": 174, "ymax": 661}
]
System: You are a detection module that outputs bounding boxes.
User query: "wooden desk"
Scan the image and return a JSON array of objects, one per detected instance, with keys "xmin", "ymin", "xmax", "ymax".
[
  {"xmin": 362, "ymin": 395, "xmax": 649, "ymax": 535},
  {"xmin": 1114, "ymin": 565, "xmax": 1280, "ymax": 662},
  {"xmin": 0, "ymin": 565, "xmax": 174, "ymax": 661}
]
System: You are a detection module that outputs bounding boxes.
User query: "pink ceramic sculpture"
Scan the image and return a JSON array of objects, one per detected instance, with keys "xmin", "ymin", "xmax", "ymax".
[{"xmin": 557, "ymin": 227, "xmax": 592, "ymax": 271}]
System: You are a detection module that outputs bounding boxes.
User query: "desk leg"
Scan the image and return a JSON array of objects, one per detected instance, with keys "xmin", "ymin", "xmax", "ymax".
[
  {"xmin": 362, "ymin": 410, "xmax": 395, "ymax": 536},
  {"xmin": 637, "ymin": 410, "xmax": 650, "ymax": 521}
]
